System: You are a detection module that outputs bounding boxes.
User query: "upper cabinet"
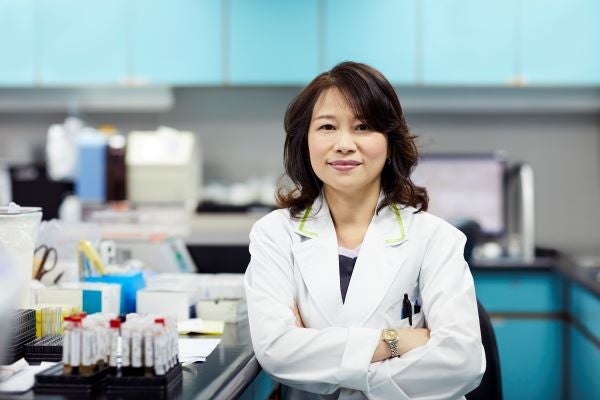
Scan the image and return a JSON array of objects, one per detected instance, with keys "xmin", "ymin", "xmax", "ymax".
[
  {"xmin": 324, "ymin": 0, "xmax": 417, "ymax": 85},
  {"xmin": 521, "ymin": 0, "xmax": 600, "ymax": 85},
  {"xmin": 422, "ymin": 0, "xmax": 518, "ymax": 85},
  {"xmin": 132, "ymin": 0, "xmax": 223, "ymax": 85},
  {"xmin": 0, "ymin": 0, "xmax": 35, "ymax": 86},
  {"xmin": 38, "ymin": 0, "xmax": 129, "ymax": 86},
  {"xmin": 1, "ymin": 0, "xmax": 599, "ymax": 87},
  {"xmin": 228, "ymin": 0, "xmax": 319, "ymax": 85}
]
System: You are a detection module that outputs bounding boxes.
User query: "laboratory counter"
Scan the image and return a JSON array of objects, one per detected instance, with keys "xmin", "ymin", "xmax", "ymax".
[
  {"xmin": 472, "ymin": 255, "xmax": 600, "ymax": 298},
  {"xmin": 3, "ymin": 320, "xmax": 270, "ymax": 400},
  {"xmin": 7, "ymin": 253, "xmax": 597, "ymax": 400}
]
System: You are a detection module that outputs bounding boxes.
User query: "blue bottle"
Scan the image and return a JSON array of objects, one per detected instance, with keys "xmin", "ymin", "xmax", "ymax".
[{"xmin": 75, "ymin": 129, "xmax": 107, "ymax": 203}]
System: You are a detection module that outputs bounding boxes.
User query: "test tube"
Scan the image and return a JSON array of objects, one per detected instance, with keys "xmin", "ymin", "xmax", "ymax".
[
  {"xmin": 131, "ymin": 324, "xmax": 143, "ymax": 375},
  {"xmin": 108, "ymin": 319, "xmax": 121, "ymax": 376},
  {"xmin": 121, "ymin": 323, "xmax": 131, "ymax": 375},
  {"xmin": 70, "ymin": 316, "xmax": 82, "ymax": 375},
  {"xmin": 153, "ymin": 318, "xmax": 166, "ymax": 375},
  {"xmin": 80, "ymin": 328, "xmax": 94, "ymax": 376},
  {"xmin": 143, "ymin": 328, "xmax": 154, "ymax": 376},
  {"xmin": 62, "ymin": 316, "xmax": 72, "ymax": 375}
]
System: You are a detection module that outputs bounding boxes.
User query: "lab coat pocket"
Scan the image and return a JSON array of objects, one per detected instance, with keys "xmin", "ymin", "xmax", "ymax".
[
  {"xmin": 386, "ymin": 310, "xmax": 425, "ymax": 329},
  {"xmin": 383, "ymin": 293, "xmax": 426, "ymax": 329}
]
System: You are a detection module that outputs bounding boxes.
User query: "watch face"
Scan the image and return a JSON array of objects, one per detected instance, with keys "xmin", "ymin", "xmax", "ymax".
[{"xmin": 383, "ymin": 329, "xmax": 397, "ymax": 341}]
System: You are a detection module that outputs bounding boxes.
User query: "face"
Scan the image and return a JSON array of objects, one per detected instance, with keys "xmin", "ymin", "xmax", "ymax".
[{"xmin": 308, "ymin": 88, "xmax": 388, "ymax": 195}]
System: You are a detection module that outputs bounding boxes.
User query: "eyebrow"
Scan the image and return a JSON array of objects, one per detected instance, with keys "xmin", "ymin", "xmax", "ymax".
[{"xmin": 313, "ymin": 115, "xmax": 337, "ymax": 121}]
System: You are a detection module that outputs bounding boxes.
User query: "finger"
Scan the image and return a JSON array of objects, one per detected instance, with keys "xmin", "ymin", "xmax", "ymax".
[{"xmin": 291, "ymin": 302, "xmax": 303, "ymax": 327}]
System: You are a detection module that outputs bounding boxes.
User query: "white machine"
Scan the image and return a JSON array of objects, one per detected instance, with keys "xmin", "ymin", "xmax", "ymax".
[
  {"xmin": 111, "ymin": 236, "xmax": 196, "ymax": 273},
  {"xmin": 126, "ymin": 127, "xmax": 201, "ymax": 208}
]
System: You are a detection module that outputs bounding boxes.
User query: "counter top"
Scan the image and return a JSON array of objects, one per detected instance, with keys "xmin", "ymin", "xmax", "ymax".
[
  {"xmin": 5, "ymin": 257, "xmax": 598, "ymax": 400},
  {"xmin": 472, "ymin": 256, "xmax": 557, "ymax": 270},
  {"xmin": 554, "ymin": 258, "xmax": 600, "ymax": 298},
  {"xmin": 181, "ymin": 320, "xmax": 256, "ymax": 400},
  {"xmin": 3, "ymin": 321, "xmax": 259, "ymax": 400},
  {"xmin": 473, "ymin": 255, "xmax": 600, "ymax": 298}
]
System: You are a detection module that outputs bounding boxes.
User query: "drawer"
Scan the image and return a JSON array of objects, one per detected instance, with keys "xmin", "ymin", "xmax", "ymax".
[{"xmin": 473, "ymin": 271, "xmax": 563, "ymax": 313}]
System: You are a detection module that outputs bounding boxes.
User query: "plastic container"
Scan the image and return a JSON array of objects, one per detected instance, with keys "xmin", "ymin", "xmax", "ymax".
[
  {"xmin": 84, "ymin": 271, "xmax": 145, "ymax": 313},
  {"xmin": 24, "ymin": 335, "xmax": 63, "ymax": 364},
  {"xmin": 75, "ymin": 129, "xmax": 107, "ymax": 203},
  {"xmin": 0, "ymin": 205, "xmax": 42, "ymax": 308},
  {"xmin": 34, "ymin": 362, "xmax": 107, "ymax": 397},
  {"xmin": 106, "ymin": 363, "xmax": 182, "ymax": 399}
]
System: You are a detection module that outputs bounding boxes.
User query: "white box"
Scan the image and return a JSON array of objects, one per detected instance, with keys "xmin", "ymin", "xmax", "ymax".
[
  {"xmin": 195, "ymin": 299, "xmax": 247, "ymax": 323},
  {"xmin": 136, "ymin": 289, "xmax": 193, "ymax": 321}
]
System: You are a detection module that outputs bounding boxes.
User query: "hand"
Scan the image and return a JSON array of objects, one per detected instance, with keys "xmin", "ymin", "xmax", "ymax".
[
  {"xmin": 292, "ymin": 302, "xmax": 305, "ymax": 328},
  {"xmin": 396, "ymin": 328, "xmax": 430, "ymax": 355},
  {"xmin": 372, "ymin": 328, "xmax": 430, "ymax": 362}
]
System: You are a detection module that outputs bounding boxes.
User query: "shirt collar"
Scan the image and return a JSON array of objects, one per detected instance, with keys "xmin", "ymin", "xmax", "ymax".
[{"xmin": 294, "ymin": 191, "xmax": 410, "ymax": 246}]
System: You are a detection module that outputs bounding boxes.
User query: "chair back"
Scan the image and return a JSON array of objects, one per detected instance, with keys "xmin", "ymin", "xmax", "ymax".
[{"xmin": 466, "ymin": 299, "xmax": 503, "ymax": 400}]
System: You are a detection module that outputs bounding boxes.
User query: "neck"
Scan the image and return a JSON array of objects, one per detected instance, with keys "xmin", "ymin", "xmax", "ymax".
[{"xmin": 324, "ymin": 181, "xmax": 381, "ymax": 228}]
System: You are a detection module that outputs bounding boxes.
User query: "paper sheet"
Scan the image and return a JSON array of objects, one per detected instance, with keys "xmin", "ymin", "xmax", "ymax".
[
  {"xmin": 0, "ymin": 361, "xmax": 56, "ymax": 394},
  {"xmin": 178, "ymin": 318, "xmax": 225, "ymax": 335},
  {"xmin": 178, "ymin": 337, "xmax": 221, "ymax": 363}
]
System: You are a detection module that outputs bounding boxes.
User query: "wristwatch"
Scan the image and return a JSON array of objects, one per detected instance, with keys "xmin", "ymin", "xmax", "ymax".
[{"xmin": 382, "ymin": 329, "xmax": 399, "ymax": 358}]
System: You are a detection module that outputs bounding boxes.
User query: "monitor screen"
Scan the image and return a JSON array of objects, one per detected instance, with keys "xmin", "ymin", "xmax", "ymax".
[{"xmin": 410, "ymin": 154, "xmax": 505, "ymax": 236}]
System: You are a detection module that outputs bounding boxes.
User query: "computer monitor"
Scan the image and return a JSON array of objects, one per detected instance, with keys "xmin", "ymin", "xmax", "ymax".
[{"xmin": 410, "ymin": 154, "xmax": 506, "ymax": 236}]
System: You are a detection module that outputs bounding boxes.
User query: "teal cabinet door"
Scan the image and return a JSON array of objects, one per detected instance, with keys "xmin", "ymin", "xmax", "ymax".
[
  {"xmin": 38, "ymin": 0, "xmax": 129, "ymax": 85},
  {"xmin": 422, "ymin": 0, "xmax": 518, "ymax": 85},
  {"xmin": 239, "ymin": 370, "xmax": 277, "ymax": 400},
  {"xmin": 133, "ymin": 0, "xmax": 222, "ymax": 85},
  {"xmin": 229, "ymin": 0, "xmax": 319, "ymax": 85},
  {"xmin": 0, "ymin": 0, "xmax": 35, "ymax": 85},
  {"xmin": 522, "ymin": 0, "xmax": 600, "ymax": 85},
  {"xmin": 473, "ymin": 271, "xmax": 563, "ymax": 313},
  {"xmin": 492, "ymin": 319, "xmax": 563, "ymax": 400},
  {"xmin": 324, "ymin": 0, "xmax": 417, "ymax": 85},
  {"xmin": 569, "ymin": 283, "xmax": 600, "ymax": 339},
  {"xmin": 569, "ymin": 326, "xmax": 600, "ymax": 400}
]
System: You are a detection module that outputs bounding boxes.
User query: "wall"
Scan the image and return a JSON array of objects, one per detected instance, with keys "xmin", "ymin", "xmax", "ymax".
[{"xmin": 0, "ymin": 87, "xmax": 599, "ymax": 254}]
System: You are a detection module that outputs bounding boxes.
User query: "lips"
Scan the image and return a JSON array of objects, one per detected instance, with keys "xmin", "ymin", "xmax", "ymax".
[
  {"xmin": 329, "ymin": 160, "xmax": 361, "ymax": 166},
  {"xmin": 328, "ymin": 160, "xmax": 361, "ymax": 171}
]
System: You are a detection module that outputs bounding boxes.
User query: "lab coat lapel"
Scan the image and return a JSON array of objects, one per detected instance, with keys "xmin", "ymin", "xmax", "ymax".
[
  {"xmin": 292, "ymin": 196, "xmax": 344, "ymax": 326},
  {"xmin": 341, "ymin": 204, "xmax": 410, "ymax": 326}
]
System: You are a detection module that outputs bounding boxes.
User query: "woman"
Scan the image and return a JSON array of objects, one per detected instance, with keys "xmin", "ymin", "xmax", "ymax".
[{"xmin": 244, "ymin": 62, "xmax": 485, "ymax": 399}]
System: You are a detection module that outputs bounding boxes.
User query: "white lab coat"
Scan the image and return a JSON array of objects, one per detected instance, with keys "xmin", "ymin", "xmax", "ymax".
[{"xmin": 244, "ymin": 193, "xmax": 485, "ymax": 399}]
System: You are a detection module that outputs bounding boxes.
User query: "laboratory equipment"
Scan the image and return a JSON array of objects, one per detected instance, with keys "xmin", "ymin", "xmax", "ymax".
[
  {"xmin": 0, "ymin": 204, "xmax": 43, "ymax": 308},
  {"xmin": 111, "ymin": 236, "xmax": 196, "ymax": 273},
  {"xmin": 506, "ymin": 163, "xmax": 536, "ymax": 262},
  {"xmin": 126, "ymin": 128, "xmax": 201, "ymax": 208},
  {"xmin": 411, "ymin": 154, "xmax": 506, "ymax": 236},
  {"xmin": 33, "ymin": 245, "xmax": 58, "ymax": 281}
]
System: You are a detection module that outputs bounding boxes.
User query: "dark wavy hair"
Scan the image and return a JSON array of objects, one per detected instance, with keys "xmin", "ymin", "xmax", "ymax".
[{"xmin": 276, "ymin": 61, "xmax": 428, "ymax": 218}]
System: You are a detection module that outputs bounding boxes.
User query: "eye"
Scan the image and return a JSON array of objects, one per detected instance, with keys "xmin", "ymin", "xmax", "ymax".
[
  {"xmin": 355, "ymin": 123, "xmax": 370, "ymax": 131},
  {"xmin": 318, "ymin": 124, "xmax": 336, "ymax": 131}
]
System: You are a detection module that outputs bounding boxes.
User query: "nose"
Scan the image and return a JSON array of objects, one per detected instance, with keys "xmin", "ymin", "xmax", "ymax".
[{"xmin": 333, "ymin": 129, "xmax": 356, "ymax": 154}]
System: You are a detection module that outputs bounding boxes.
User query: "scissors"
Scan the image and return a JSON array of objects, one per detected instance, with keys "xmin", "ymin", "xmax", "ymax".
[{"xmin": 33, "ymin": 244, "xmax": 58, "ymax": 281}]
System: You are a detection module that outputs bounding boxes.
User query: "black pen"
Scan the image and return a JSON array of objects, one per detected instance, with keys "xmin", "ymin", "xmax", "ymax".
[{"xmin": 402, "ymin": 293, "xmax": 413, "ymax": 326}]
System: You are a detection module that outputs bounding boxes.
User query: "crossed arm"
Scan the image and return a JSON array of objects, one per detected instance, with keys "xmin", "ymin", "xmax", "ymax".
[
  {"xmin": 245, "ymin": 220, "xmax": 485, "ymax": 399},
  {"xmin": 291, "ymin": 302, "xmax": 431, "ymax": 362}
]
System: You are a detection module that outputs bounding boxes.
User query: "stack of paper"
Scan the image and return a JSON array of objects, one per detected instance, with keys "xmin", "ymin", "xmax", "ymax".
[
  {"xmin": 178, "ymin": 318, "xmax": 225, "ymax": 335},
  {"xmin": 178, "ymin": 338, "xmax": 221, "ymax": 364},
  {"xmin": 0, "ymin": 360, "xmax": 55, "ymax": 394}
]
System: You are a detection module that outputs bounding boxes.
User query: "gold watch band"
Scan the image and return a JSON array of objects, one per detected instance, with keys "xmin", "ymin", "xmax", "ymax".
[{"xmin": 388, "ymin": 340, "xmax": 399, "ymax": 357}]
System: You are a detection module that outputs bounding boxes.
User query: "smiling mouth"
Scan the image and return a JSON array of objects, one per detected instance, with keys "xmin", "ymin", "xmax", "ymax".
[
  {"xmin": 328, "ymin": 160, "xmax": 361, "ymax": 166},
  {"xmin": 328, "ymin": 160, "xmax": 361, "ymax": 171}
]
